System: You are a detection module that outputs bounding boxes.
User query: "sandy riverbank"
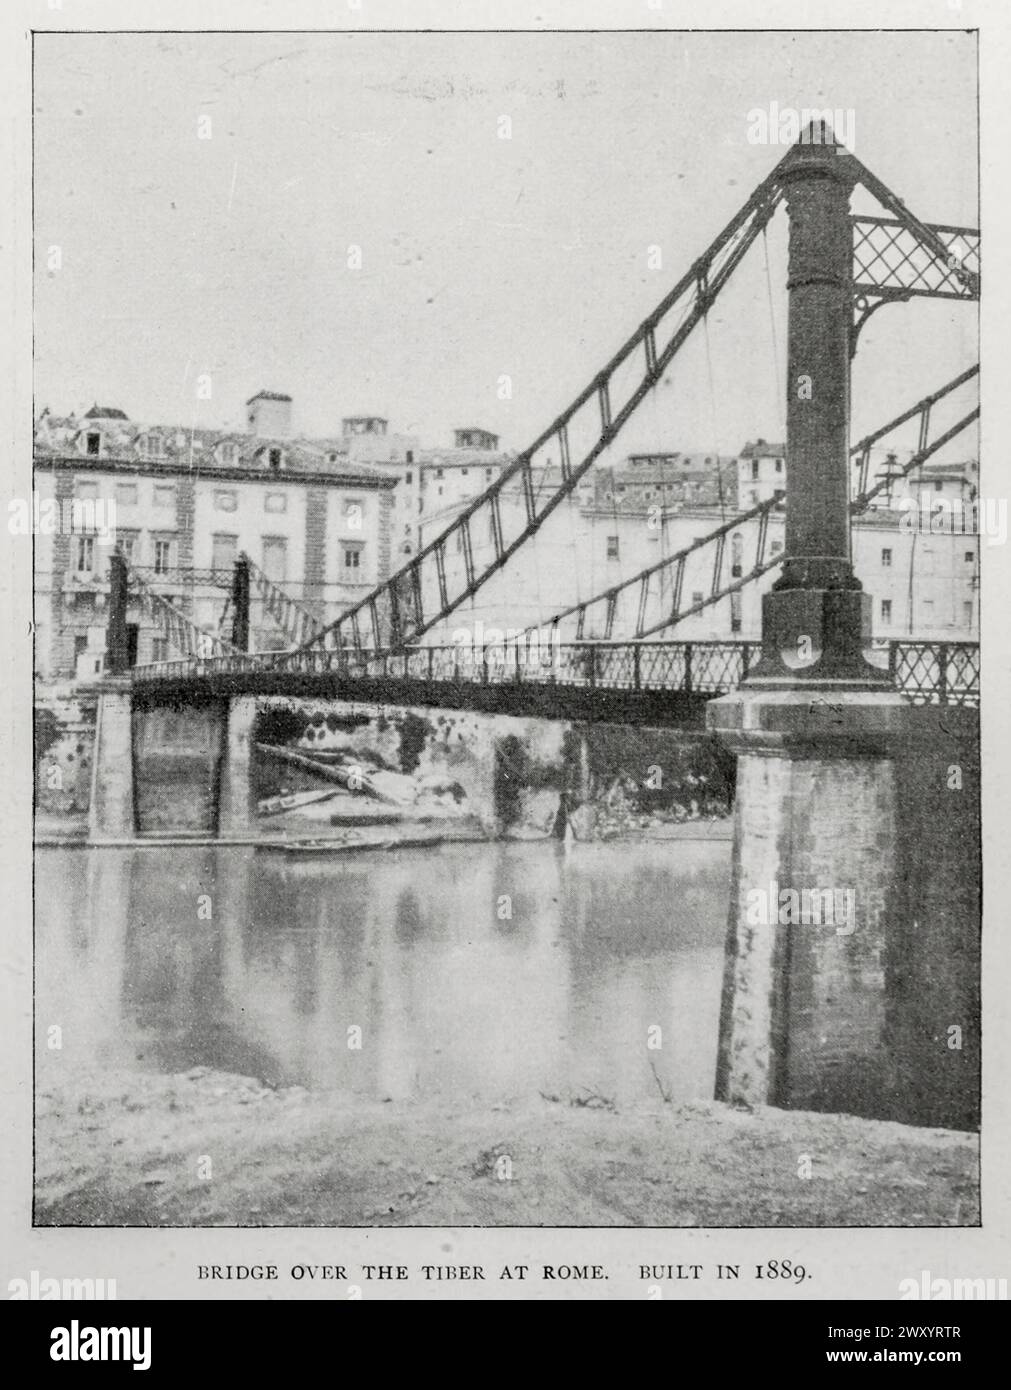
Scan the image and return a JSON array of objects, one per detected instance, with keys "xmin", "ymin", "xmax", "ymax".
[{"xmin": 35, "ymin": 1066, "xmax": 978, "ymax": 1227}]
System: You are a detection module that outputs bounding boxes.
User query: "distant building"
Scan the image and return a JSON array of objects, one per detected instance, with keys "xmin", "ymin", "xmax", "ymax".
[
  {"xmin": 454, "ymin": 427, "xmax": 499, "ymax": 451},
  {"xmin": 417, "ymin": 441, "xmax": 978, "ymax": 645},
  {"xmin": 414, "ymin": 429, "xmax": 514, "ymax": 541},
  {"xmin": 246, "ymin": 390, "xmax": 294, "ymax": 438},
  {"xmin": 33, "ymin": 395, "xmax": 396, "ymax": 680},
  {"xmin": 737, "ymin": 438, "xmax": 786, "ymax": 506}
]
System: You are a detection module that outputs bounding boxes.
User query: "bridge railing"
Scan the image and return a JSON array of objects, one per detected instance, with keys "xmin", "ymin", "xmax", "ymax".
[{"xmin": 130, "ymin": 639, "xmax": 978, "ymax": 706}]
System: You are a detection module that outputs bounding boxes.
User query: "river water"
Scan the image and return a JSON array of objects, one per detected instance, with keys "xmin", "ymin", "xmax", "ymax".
[{"xmin": 36, "ymin": 839, "xmax": 731, "ymax": 1108}]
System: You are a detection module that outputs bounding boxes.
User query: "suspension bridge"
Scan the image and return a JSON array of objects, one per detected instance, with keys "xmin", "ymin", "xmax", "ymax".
[
  {"xmin": 83, "ymin": 122, "xmax": 981, "ymax": 1130},
  {"xmin": 103, "ymin": 126, "xmax": 978, "ymax": 720}
]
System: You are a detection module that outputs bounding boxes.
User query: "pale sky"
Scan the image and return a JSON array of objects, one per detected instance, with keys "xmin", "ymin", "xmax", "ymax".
[{"xmin": 34, "ymin": 30, "xmax": 978, "ymax": 460}]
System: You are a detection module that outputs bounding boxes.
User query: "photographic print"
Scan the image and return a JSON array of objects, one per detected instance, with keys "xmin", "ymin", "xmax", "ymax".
[{"xmin": 4, "ymin": 1, "xmax": 1006, "ymax": 1323}]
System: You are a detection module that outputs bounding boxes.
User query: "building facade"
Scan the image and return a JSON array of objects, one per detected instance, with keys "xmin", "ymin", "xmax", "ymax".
[
  {"xmin": 416, "ymin": 446, "xmax": 979, "ymax": 645},
  {"xmin": 33, "ymin": 395, "xmax": 396, "ymax": 680}
]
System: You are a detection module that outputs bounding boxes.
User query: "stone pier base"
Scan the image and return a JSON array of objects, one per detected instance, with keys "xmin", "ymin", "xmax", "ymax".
[
  {"xmin": 218, "ymin": 696, "xmax": 258, "ymax": 837},
  {"xmin": 708, "ymin": 688, "xmax": 979, "ymax": 1130},
  {"xmin": 87, "ymin": 680, "xmax": 135, "ymax": 840}
]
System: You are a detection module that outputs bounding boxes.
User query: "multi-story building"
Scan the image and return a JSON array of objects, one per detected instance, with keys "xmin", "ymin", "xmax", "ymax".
[
  {"xmin": 335, "ymin": 415, "xmax": 422, "ymax": 564},
  {"xmin": 327, "ymin": 418, "xmax": 512, "ymax": 561},
  {"xmin": 33, "ymin": 393, "xmax": 397, "ymax": 680},
  {"xmin": 415, "ymin": 430, "xmax": 512, "ymax": 540},
  {"xmin": 416, "ymin": 445, "xmax": 979, "ymax": 645},
  {"xmin": 737, "ymin": 438, "xmax": 787, "ymax": 506}
]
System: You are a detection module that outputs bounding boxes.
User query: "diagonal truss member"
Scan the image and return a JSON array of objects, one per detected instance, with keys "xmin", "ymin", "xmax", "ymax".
[
  {"xmin": 127, "ymin": 562, "xmax": 239, "ymax": 659},
  {"xmin": 243, "ymin": 552, "xmax": 323, "ymax": 649},
  {"xmin": 510, "ymin": 366, "xmax": 978, "ymax": 643},
  {"xmin": 276, "ymin": 132, "xmax": 978, "ymax": 663}
]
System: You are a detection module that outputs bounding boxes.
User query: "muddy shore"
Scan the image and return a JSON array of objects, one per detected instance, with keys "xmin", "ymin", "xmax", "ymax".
[{"xmin": 36, "ymin": 1066, "xmax": 979, "ymax": 1228}]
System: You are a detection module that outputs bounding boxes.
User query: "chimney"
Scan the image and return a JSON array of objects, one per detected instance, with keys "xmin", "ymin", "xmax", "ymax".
[{"xmin": 247, "ymin": 391, "xmax": 293, "ymax": 438}]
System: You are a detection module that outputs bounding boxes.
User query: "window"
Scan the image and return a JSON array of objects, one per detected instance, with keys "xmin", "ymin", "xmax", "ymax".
[
  {"xmin": 922, "ymin": 598, "xmax": 935, "ymax": 626},
  {"xmin": 212, "ymin": 534, "xmax": 238, "ymax": 572},
  {"xmin": 86, "ymin": 432, "xmax": 101, "ymax": 456},
  {"xmin": 265, "ymin": 492, "xmax": 287, "ymax": 514},
  {"xmin": 881, "ymin": 548, "xmax": 892, "ymax": 567},
  {"xmin": 219, "ymin": 441, "xmax": 239, "ymax": 466},
  {"xmin": 435, "ymin": 468, "xmax": 444, "ymax": 480},
  {"xmin": 731, "ymin": 533, "xmax": 743, "ymax": 578},
  {"xmin": 461, "ymin": 468, "xmax": 469, "ymax": 477},
  {"xmin": 751, "ymin": 460, "xmax": 759, "ymax": 480},
  {"xmin": 342, "ymin": 542, "xmax": 363, "ymax": 571},
  {"xmin": 935, "ymin": 480, "xmax": 944, "ymax": 492},
  {"xmin": 965, "ymin": 550, "xmax": 975, "ymax": 563},
  {"xmin": 406, "ymin": 451, "xmax": 414, "ymax": 465},
  {"xmin": 881, "ymin": 599, "xmax": 892, "ymax": 624},
  {"xmin": 486, "ymin": 468, "xmax": 494, "ymax": 480},
  {"xmin": 154, "ymin": 539, "xmax": 173, "ymax": 574},
  {"xmin": 748, "ymin": 490, "xmax": 759, "ymax": 505},
  {"xmin": 770, "ymin": 540, "xmax": 783, "ymax": 555},
  {"xmin": 268, "ymin": 448, "xmax": 283, "ymax": 471},
  {"xmin": 154, "ymin": 485, "xmax": 175, "ymax": 508},
  {"xmin": 775, "ymin": 458, "xmax": 783, "ymax": 472},
  {"xmin": 404, "ymin": 471, "xmax": 413, "ymax": 485},
  {"xmin": 151, "ymin": 637, "xmax": 169, "ymax": 664},
  {"xmin": 963, "ymin": 601, "xmax": 974, "ymax": 626},
  {"xmin": 115, "ymin": 483, "xmax": 138, "ymax": 507},
  {"xmin": 606, "ymin": 535, "xmax": 619, "ymax": 560},
  {"xmin": 691, "ymin": 591, "xmax": 704, "ymax": 607},
  {"xmin": 115, "ymin": 531, "xmax": 139, "ymax": 564},
  {"xmin": 214, "ymin": 489, "xmax": 238, "ymax": 512},
  {"xmin": 139, "ymin": 434, "xmax": 165, "ymax": 460},
  {"xmin": 76, "ymin": 480, "xmax": 99, "ymax": 500},
  {"xmin": 730, "ymin": 591, "xmax": 743, "ymax": 634},
  {"xmin": 262, "ymin": 536, "xmax": 287, "ymax": 583},
  {"xmin": 75, "ymin": 536, "xmax": 95, "ymax": 573}
]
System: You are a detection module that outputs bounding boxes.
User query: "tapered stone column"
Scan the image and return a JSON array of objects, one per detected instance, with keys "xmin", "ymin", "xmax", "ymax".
[{"xmin": 747, "ymin": 128, "xmax": 891, "ymax": 691}]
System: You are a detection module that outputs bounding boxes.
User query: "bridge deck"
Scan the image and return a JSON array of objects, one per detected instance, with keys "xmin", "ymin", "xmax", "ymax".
[{"xmin": 128, "ymin": 639, "xmax": 979, "ymax": 720}]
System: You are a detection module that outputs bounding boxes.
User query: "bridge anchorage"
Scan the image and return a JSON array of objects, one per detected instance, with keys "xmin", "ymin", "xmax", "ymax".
[{"xmin": 92, "ymin": 121, "xmax": 978, "ymax": 1131}]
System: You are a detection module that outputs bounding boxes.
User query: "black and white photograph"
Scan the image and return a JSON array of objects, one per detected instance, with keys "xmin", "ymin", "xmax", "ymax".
[{"xmin": 3, "ymin": 0, "xmax": 1008, "ymax": 1324}]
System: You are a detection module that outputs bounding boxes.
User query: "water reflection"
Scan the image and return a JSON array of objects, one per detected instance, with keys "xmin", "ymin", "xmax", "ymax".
[{"xmin": 36, "ymin": 840, "xmax": 731, "ymax": 1106}]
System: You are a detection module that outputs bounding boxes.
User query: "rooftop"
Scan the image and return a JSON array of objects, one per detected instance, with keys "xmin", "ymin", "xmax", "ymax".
[
  {"xmin": 33, "ymin": 413, "xmax": 393, "ymax": 486},
  {"xmin": 739, "ymin": 439, "xmax": 786, "ymax": 458}
]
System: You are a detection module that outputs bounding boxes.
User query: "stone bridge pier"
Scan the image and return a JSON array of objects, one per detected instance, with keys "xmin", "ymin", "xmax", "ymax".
[
  {"xmin": 89, "ymin": 688, "xmax": 256, "ymax": 840},
  {"xmin": 706, "ymin": 127, "xmax": 979, "ymax": 1131}
]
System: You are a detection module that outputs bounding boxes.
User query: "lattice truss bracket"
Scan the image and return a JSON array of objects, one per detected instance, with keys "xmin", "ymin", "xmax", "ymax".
[{"xmin": 850, "ymin": 208, "xmax": 978, "ymax": 352}]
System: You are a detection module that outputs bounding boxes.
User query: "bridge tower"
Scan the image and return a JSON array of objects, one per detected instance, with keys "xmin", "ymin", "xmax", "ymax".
[{"xmin": 707, "ymin": 125, "xmax": 977, "ymax": 1127}]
